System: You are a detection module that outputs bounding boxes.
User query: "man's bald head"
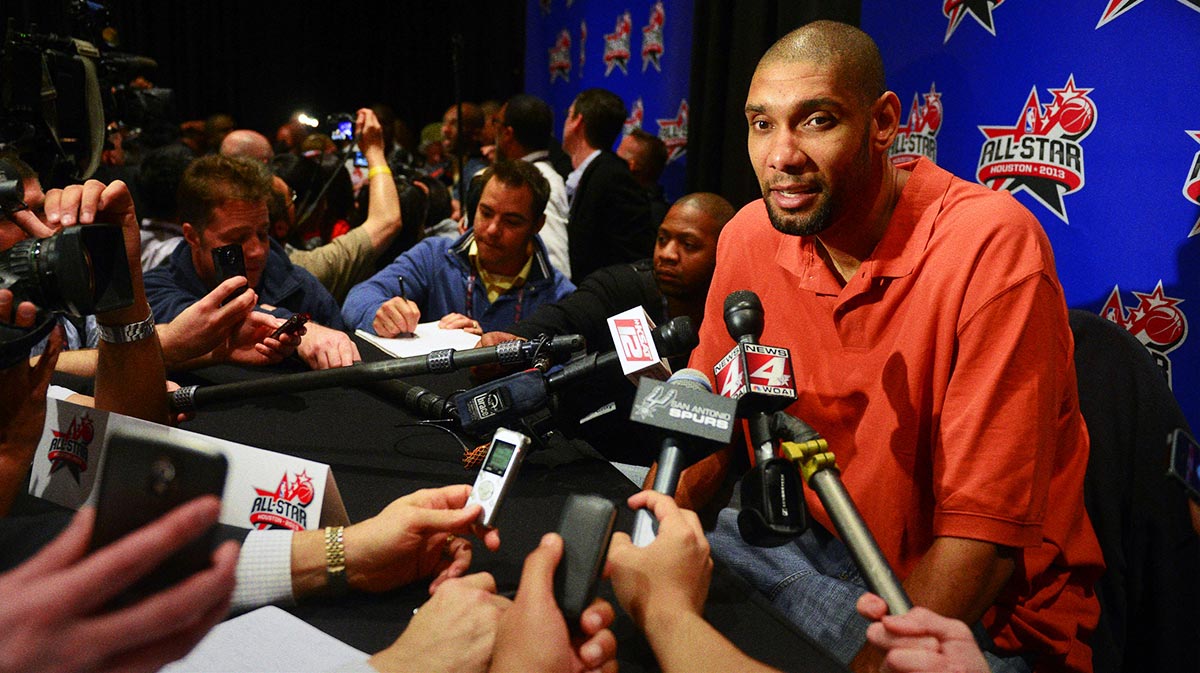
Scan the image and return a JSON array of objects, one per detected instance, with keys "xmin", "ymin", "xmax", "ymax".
[
  {"xmin": 220, "ymin": 129, "xmax": 274, "ymax": 164},
  {"xmin": 653, "ymin": 192, "xmax": 735, "ymax": 301},
  {"xmin": 670, "ymin": 192, "xmax": 735, "ymax": 233},
  {"xmin": 758, "ymin": 20, "xmax": 885, "ymax": 107}
]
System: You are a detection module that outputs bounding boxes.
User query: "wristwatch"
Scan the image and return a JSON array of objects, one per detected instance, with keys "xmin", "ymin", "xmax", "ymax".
[
  {"xmin": 97, "ymin": 309, "xmax": 156, "ymax": 344},
  {"xmin": 325, "ymin": 526, "xmax": 348, "ymax": 596}
]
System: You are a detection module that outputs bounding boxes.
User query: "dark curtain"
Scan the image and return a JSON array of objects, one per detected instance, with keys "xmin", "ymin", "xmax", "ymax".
[
  {"xmin": 3, "ymin": 0, "xmax": 526, "ymax": 135},
  {"xmin": 686, "ymin": 0, "xmax": 861, "ymax": 207}
]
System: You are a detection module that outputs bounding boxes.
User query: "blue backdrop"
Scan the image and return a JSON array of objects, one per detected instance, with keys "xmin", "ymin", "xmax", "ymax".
[
  {"xmin": 863, "ymin": 0, "xmax": 1200, "ymax": 432},
  {"xmin": 524, "ymin": 0, "xmax": 693, "ymax": 202}
]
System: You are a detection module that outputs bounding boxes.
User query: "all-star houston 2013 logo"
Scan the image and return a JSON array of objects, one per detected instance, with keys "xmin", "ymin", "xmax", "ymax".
[
  {"xmin": 656, "ymin": 100, "xmax": 688, "ymax": 163},
  {"xmin": 1184, "ymin": 129, "xmax": 1200, "ymax": 237},
  {"xmin": 603, "ymin": 11, "xmax": 632, "ymax": 76},
  {"xmin": 1101, "ymin": 281, "xmax": 1189, "ymax": 386},
  {"xmin": 889, "ymin": 84, "xmax": 943, "ymax": 165},
  {"xmin": 48, "ymin": 414, "xmax": 96, "ymax": 482},
  {"xmin": 977, "ymin": 75, "xmax": 1097, "ymax": 224},
  {"xmin": 250, "ymin": 470, "xmax": 315, "ymax": 530},
  {"xmin": 1096, "ymin": 0, "xmax": 1200, "ymax": 28},
  {"xmin": 943, "ymin": 0, "xmax": 1006, "ymax": 43},
  {"xmin": 549, "ymin": 29, "xmax": 571, "ymax": 83},
  {"xmin": 641, "ymin": 1, "xmax": 665, "ymax": 73}
]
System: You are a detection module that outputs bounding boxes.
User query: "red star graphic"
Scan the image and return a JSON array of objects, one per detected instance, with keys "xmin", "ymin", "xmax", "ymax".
[{"xmin": 655, "ymin": 100, "xmax": 689, "ymax": 163}]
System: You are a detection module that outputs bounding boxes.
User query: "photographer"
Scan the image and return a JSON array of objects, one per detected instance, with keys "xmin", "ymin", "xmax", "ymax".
[
  {"xmin": 271, "ymin": 108, "xmax": 404, "ymax": 303},
  {"xmin": 143, "ymin": 153, "xmax": 358, "ymax": 370},
  {"xmin": 0, "ymin": 157, "xmax": 299, "ymax": 385}
]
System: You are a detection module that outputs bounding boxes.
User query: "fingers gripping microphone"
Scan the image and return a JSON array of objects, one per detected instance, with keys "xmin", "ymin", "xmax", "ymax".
[
  {"xmin": 713, "ymin": 290, "xmax": 807, "ymax": 546},
  {"xmin": 628, "ymin": 368, "xmax": 737, "ymax": 546}
]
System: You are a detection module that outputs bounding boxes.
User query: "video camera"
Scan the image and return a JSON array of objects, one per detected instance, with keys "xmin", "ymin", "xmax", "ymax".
[
  {"xmin": 0, "ymin": 0, "xmax": 170, "ymax": 187},
  {"xmin": 0, "ymin": 157, "xmax": 134, "ymax": 367}
]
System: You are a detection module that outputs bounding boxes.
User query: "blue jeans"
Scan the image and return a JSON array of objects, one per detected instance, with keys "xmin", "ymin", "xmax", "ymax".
[{"xmin": 708, "ymin": 507, "xmax": 1032, "ymax": 673}]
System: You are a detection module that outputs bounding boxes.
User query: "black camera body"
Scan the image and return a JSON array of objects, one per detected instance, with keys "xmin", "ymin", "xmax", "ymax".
[
  {"xmin": 326, "ymin": 113, "xmax": 355, "ymax": 142},
  {"xmin": 0, "ymin": 223, "xmax": 133, "ymax": 317}
]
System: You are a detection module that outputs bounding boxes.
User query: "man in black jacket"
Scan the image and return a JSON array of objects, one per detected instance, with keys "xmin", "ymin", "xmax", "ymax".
[
  {"xmin": 479, "ymin": 193, "xmax": 734, "ymax": 464},
  {"xmin": 562, "ymin": 88, "xmax": 655, "ymax": 284}
]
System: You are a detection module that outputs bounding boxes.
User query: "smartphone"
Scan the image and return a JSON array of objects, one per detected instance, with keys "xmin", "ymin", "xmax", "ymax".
[
  {"xmin": 353, "ymin": 150, "xmax": 369, "ymax": 168},
  {"xmin": 211, "ymin": 243, "xmax": 248, "ymax": 304},
  {"xmin": 464, "ymin": 427, "xmax": 531, "ymax": 527},
  {"xmin": 1168, "ymin": 428, "xmax": 1200, "ymax": 502},
  {"xmin": 89, "ymin": 429, "xmax": 228, "ymax": 605},
  {"xmin": 553, "ymin": 494, "xmax": 617, "ymax": 629},
  {"xmin": 270, "ymin": 312, "xmax": 309, "ymax": 340}
]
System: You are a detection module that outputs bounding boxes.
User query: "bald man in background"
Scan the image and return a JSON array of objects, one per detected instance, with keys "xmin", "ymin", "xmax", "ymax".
[{"xmin": 220, "ymin": 129, "xmax": 274, "ymax": 164}]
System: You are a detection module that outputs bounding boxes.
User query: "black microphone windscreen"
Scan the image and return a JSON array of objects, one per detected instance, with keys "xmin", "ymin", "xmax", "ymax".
[
  {"xmin": 652, "ymin": 316, "xmax": 699, "ymax": 357},
  {"xmin": 723, "ymin": 290, "xmax": 764, "ymax": 342}
]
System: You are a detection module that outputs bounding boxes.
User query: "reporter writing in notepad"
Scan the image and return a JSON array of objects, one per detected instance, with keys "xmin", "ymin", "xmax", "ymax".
[{"xmin": 341, "ymin": 160, "xmax": 574, "ymax": 337}]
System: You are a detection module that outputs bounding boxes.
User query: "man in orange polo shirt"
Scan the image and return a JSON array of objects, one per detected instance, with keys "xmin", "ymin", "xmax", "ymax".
[{"xmin": 674, "ymin": 21, "xmax": 1103, "ymax": 673}]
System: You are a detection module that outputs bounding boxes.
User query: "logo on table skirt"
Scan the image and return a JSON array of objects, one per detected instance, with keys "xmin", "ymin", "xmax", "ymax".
[
  {"xmin": 890, "ymin": 84, "xmax": 943, "ymax": 165},
  {"xmin": 641, "ymin": 1, "xmax": 665, "ymax": 72},
  {"xmin": 943, "ymin": 0, "xmax": 1007, "ymax": 43},
  {"xmin": 603, "ymin": 11, "xmax": 632, "ymax": 76},
  {"xmin": 1101, "ymin": 281, "xmax": 1189, "ymax": 388},
  {"xmin": 977, "ymin": 75, "xmax": 1097, "ymax": 223},
  {"xmin": 1184, "ymin": 129, "xmax": 1200, "ymax": 237},
  {"xmin": 48, "ymin": 414, "xmax": 96, "ymax": 482},
  {"xmin": 1096, "ymin": 0, "xmax": 1200, "ymax": 28},
  {"xmin": 250, "ymin": 470, "xmax": 315, "ymax": 530}
]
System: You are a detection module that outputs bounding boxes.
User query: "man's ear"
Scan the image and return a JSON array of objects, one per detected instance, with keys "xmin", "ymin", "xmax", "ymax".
[
  {"xmin": 871, "ymin": 91, "xmax": 902, "ymax": 153},
  {"xmin": 182, "ymin": 222, "xmax": 201, "ymax": 247},
  {"xmin": 532, "ymin": 214, "xmax": 546, "ymax": 235}
]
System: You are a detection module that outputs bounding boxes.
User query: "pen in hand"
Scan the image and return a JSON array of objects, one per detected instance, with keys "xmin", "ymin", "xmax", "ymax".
[{"xmin": 398, "ymin": 275, "xmax": 407, "ymax": 300}]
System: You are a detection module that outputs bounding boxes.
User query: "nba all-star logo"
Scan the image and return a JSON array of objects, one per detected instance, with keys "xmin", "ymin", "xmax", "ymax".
[
  {"xmin": 1101, "ymin": 282, "xmax": 1189, "ymax": 386},
  {"xmin": 641, "ymin": 1, "xmax": 665, "ymax": 73},
  {"xmin": 250, "ymin": 470, "xmax": 315, "ymax": 530},
  {"xmin": 47, "ymin": 414, "xmax": 96, "ymax": 482},
  {"xmin": 624, "ymin": 98, "xmax": 644, "ymax": 135},
  {"xmin": 943, "ymin": 0, "xmax": 1006, "ymax": 43},
  {"xmin": 656, "ymin": 100, "xmax": 688, "ymax": 163},
  {"xmin": 548, "ymin": 29, "xmax": 571, "ymax": 83},
  {"xmin": 603, "ymin": 12, "xmax": 632, "ymax": 76},
  {"xmin": 977, "ymin": 75, "xmax": 1097, "ymax": 223},
  {"xmin": 1184, "ymin": 129, "xmax": 1200, "ymax": 237},
  {"xmin": 889, "ymin": 84, "xmax": 943, "ymax": 165},
  {"xmin": 1096, "ymin": 0, "xmax": 1200, "ymax": 28}
]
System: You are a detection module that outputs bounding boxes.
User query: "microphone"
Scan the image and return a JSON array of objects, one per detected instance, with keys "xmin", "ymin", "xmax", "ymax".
[
  {"xmin": 628, "ymin": 368, "xmax": 737, "ymax": 546},
  {"xmin": 545, "ymin": 315, "xmax": 697, "ymax": 391},
  {"xmin": 451, "ymin": 317, "xmax": 698, "ymax": 438},
  {"xmin": 169, "ymin": 333, "xmax": 584, "ymax": 414},
  {"xmin": 714, "ymin": 290, "xmax": 797, "ymax": 465},
  {"xmin": 713, "ymin": 290, "xmax": 806, "ymax": 546},
  {"xmin": 770, "ymin": 411, "xmax": 912, "ymax": 615}
]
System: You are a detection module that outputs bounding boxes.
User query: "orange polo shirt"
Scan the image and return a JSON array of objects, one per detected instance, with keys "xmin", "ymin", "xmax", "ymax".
[{"xmin": 689, "ymin": 158, "xmax": 1103, "ymax": 672}]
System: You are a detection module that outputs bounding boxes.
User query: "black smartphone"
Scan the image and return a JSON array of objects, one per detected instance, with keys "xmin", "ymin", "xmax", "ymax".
[
  {"xmin": 211, "ymin": 243, "xmax": 248, "ymax": 304},
  {"xmin": 269, "ymin": 312, "xmax": 309, "ymax": 340},
  {"xmin": 353, "ymin": 150, "xmax": 369, "ymax": 168},
  {"xmin": 1168, "ymin": 428, "xmax": 1200, "ymax": 503},
  {"xmin": 89, "ymin": 429, "xmax": 228, "ymax": 605},
  {"xmin": 553, "ymin": 494, "xmax": 617, "ymax": 630}
]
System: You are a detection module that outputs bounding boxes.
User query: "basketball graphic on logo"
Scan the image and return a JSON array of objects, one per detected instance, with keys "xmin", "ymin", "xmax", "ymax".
[
  {"xmin": 293, "ymin": 479, "xmax": 315, "ymax": 506},
  {"xmin": 1057, "ymin": 98, "xmax": 1095, "ymax": 136},
  {"xmin": 1143, "ymin": 307, "xmax": 1186, "ymax": 348}
]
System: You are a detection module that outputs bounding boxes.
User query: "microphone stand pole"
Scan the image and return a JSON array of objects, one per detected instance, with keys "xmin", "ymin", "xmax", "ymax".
[
  {"xmin": 780, "ymin": 437, "xmax": 913, "ymax": 615},
  {"xmin": 170, "ymin": 335, "xmax": 582, "ymax": 413}
]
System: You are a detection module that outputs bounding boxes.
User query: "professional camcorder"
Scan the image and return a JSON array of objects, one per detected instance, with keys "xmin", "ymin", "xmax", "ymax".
[
  {"xmin": 1, "ymin": 1, "xmax": 169, "ymax": 187},
  {"xmin": 0, "ymin": 159, "xmax": 134, "ymax": 366}
]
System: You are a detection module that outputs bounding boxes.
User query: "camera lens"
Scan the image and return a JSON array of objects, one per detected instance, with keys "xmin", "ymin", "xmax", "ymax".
[{"xmin": 149, "ymin": 456, "xmax": 177, "ymax": 496}]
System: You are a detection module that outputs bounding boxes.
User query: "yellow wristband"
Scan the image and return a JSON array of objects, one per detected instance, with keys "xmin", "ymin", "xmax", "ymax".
[{"xmin": 368, "ymin": 165, "xmax": 392, "ymax": 179}]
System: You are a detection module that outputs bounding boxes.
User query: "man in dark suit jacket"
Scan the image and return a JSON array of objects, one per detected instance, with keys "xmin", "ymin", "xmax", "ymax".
[{"xmin": 562, "ymin": 88, "xmax": 654, "ymax": 284}]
